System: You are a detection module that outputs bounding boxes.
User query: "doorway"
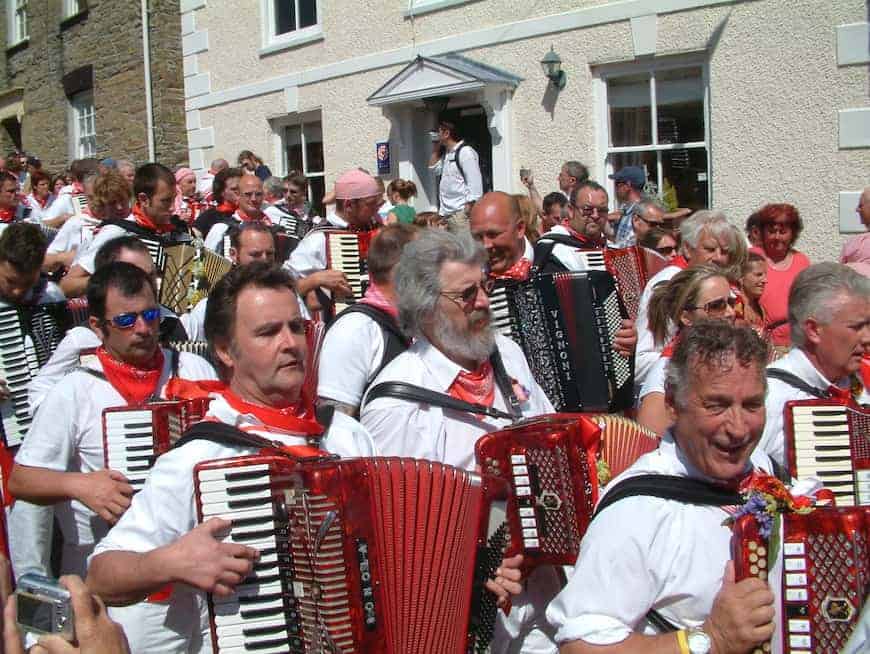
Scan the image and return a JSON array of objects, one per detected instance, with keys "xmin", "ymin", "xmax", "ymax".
[{"xmin": 450, "ymin": 105, "xmax": 492, "ymax": 193}]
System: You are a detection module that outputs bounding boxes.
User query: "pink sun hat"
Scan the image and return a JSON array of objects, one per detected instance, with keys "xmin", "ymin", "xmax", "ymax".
[{"xmin": 334, "ymin": 169, "xmax": 380, "ymax": 200}]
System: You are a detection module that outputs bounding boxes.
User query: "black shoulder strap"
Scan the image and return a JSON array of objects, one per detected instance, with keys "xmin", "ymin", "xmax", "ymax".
[
  {"xmin": 490, "ymin": 348, "xmax": 521, "ymax": 419},
  {"xmin": 766, "ymin": 368, "xmax": 829, "ymax": 399},
  {"xmin": 169, "ymin": 348, "xmax": 180, "ymax": 377},
  {"xmin": 364, "ymin": 381, "xmax": 517, "ymax": 421},
  {"xmin": 314, "ymin": 404, "xmax": 335, "ymax": 434},
  {"xmin": 173, "ymin": 421, "xmax": 282, "ymax": 451},
  {"xmin": 593, "ymin": 474, "xmax": 743, "ymax": 518},
  {"xmin": 332, "ymin": 303, "xmax": 411, "ymax": 381},
  {"xmin": 454, "ymin": 143, "xmax": 467, "ymax": 182}
]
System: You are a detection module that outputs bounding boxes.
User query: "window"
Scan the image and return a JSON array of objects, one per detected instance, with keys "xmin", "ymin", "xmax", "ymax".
[
  {"xmin": 63, "ymin": 0, "xmax": 84, "ymax": 18},
  {"xmin": 261, "ymin": 0, "xmax": 322, "ymax": 53},
  {"xmin": 283, "ymin": 119, "xmax": 325, "ymax": 217},
  {"xmin": 7, "ymin": 0, "xmax": 28, "ymax": 45},
  {"xmin": 599, "ymin": 62, "xmax": 710, "ymax": 211},
  {"xmin": 70, "ymin": 91, "xmax": 96, "ymax": 159}
]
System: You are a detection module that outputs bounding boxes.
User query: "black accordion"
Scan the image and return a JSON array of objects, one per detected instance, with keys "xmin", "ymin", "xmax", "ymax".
[{"xmin": 492, "ymin": 271, "xmax": 633, "ymax": 412}]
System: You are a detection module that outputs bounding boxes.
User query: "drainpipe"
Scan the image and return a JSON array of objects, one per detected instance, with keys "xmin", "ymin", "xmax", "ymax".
[{"xmin": 141, "ymin": 0, "xmax": 156, "ymax": 161}]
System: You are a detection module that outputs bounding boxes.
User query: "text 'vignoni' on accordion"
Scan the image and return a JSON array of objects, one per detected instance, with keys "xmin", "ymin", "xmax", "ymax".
[
  {"xmin": 103, "ymin": 399, "xmax": 210, "ymax": 492},
  {"xmin": 733, "ymin": 507, "xmax": 870, "ymax": 654},
  {"xmin": 476, "ymin": 413, "xmax": 600, "ymax": 570},
  {"xmin": 195, "ymin": 454, "xmax": 509, "ymax": 654},
  {"xmin": 784, "ymin": 399, "xmax": 870, "ymax": 507},
  {"xmin": 0, "ymin": 302, "xmax": 72, "ymax": 448},
  {"xmin": 159, "ymin": 243, "xmax": 233, "ymax": 314},
  {"xmin": 499, "ymin": 270, "xmax": 634, "ymax": 413},
  {"xmin": 324, "ymin": 230, "xmax": 377, "ymax": 317}
]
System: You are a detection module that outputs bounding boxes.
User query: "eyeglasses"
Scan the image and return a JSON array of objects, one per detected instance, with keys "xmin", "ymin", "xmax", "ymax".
[
  {"xmin": 655, "ymin": 245, "xmax": 676, "ymax": 256},
  {"xmin": 105, "ymin": 307, "xmax": 160, "ymax": 329},
  {"xmin": 686, "ymin": 295, "xmax": 738, "ymax": 316},
  {"xmin": 440, "ymin": 278, "xmax": 495, "ymax": 311},
  {"xmin": 577, "ymin": 204, "xmax": 609, "ymax": 217}
]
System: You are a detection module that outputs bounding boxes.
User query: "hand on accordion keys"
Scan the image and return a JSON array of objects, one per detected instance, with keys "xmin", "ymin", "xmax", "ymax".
[
  {"xmin": 703, "ymin": 561, "xmax": 775, "ymax": 654},
  {"xmin": 484, "ymin": 553, "xmax": 524, "ymax": 608},
  {"xmin": 298, "ymin": 270, "xmax": 353, "ymax": 300},
  {"xmin": 612, "ymin": 318, "xmax": 637, "ymax": 358},
  {"xmin": 77, "ymin": 470, "xmax": 135, "ymax": 525},
  {"xmin": 161, "ymin": 518, "xmax": 259, "ymax": 598},
  {"xmin": 0, "ymin": 377, "xmax": 10, "ymax": 401}
]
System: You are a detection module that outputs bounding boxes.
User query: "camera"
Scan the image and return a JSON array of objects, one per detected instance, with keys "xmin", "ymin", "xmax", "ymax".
[{"xmin": 15, "ymin": 573, "xmax": 75, "ymax": 641}]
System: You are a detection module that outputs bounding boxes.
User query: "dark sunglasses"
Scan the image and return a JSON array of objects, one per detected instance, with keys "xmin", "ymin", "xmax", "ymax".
[
  {"xmin": 106, "ymin": 307, "xmax": 160, "ymax": 329},
  {"xmin": 687, "ymin": 296, "xmax": 738, "ymax": 315},
  {"xmin": 655, "ymin": 245, "xmax": 676, "ymax": 256}
]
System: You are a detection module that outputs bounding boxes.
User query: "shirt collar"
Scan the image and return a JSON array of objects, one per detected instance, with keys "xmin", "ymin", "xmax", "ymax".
[
  {"xmin": 661, "ymin": 431, "xmax": 758, "ymax": 481},
  {"xmin": 327, "ymin": 210, "xmax": 348, "ymax": 228},
  {"xmin": 523, "ymin": 237, "xmax": 534, "ymax": 263},
  {"xmin": 774, "ymin": 347, "xmax": 844, "ymax": 389},
  {"xmin": 411, "ymin": 335, "xmax": 471, "ymax": 392},
  {"xmin": 448, "ymin": 140, "xmax": 465, "ymax": 153}
]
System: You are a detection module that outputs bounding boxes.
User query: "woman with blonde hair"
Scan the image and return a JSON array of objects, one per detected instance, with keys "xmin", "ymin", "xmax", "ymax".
[
  {"xmin": 636, "ymin": 264, "xmax": 739, "ymax": 435},
  {"xmin": 512, "ymin": 193, "xmax": 540, "ymax": 241}
]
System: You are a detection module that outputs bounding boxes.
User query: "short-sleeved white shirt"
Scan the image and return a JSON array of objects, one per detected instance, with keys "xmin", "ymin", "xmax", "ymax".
[
  {"xmin": 91, "ymin": 395, "xmax": 376, "ymax": 653},
  {"xmin": 638, "ymin": 355, "xmax": 667, "ymax": 401},
  {"xmin": 316, "ymin": 309, "xmax": 387, "ymax": 407},
  {"xmin": 73, "ymin": 221, "xmax": 134, "ymax": 274},
  {"xmin": 634, "ymin": 264, "xmax": 681, "ymax": 385},
  {"xmin": 46, "ymin": 214, "xmax": 101, "ymax": 255},
  {"xmin": 284, "ymin": 213, "xmax": 347, "ymax": 279}
]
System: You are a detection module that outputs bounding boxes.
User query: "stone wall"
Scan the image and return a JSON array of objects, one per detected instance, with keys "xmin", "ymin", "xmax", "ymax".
[{"xmin": 0, "ymin": 0, "xmax": 188, "ymax": 173}]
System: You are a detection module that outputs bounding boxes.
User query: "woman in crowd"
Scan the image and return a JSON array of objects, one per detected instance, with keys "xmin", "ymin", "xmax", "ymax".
[
  {"xmin": 513, "ymin": 193, "xmax": 540, "ymax": 241},
  {"xmin": 173, "ymin": 167, "xmax": 201, "ymax": 224},
  {"xmin": 757, "ymin": 203, "xmax": 810, "ymax": 355},
  {"xmin": 638, "ymin": 226, "xmax": 678, "ymax": 261},
  {"xmin": 737, "ymin": 248, "xmax": 768, "ymax": 339},
  {"xmin": 385, "ymin": 179, "xmax": 418, "ymax": 225},
  {"xmin": 237, "ymin": 149, "xmax": 272, "ymax": 181},
  {"xmin": 636, "ymin": 265, "xmax": 737, "ymax": 435},
  {"xmin": 24, "ymin": 170, "xmax": 55, "ymax": 223}
]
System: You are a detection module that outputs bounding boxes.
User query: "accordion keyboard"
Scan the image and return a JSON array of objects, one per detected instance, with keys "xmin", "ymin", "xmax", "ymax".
[
  {"xmin": 489, "ymin": 284, "xmax": 517, "ymax": 339},
  {"xmin": 577, "ymin": 250, "xmax": 607, "ymax": 271},
  {"xmin": 0, "ymin": 307, "xmax": 39, "ymax": 448},
  {"xmin": 327, "ymin": 234, "xmax": 367, "ymax": 305}
]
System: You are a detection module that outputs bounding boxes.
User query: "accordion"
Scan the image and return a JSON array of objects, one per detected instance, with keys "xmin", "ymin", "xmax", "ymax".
[
  {"xmin": 324, "ymin": 230, "xmax": 377, "ymax": 317},
  {"xmin": 476, "ymin": 413, "xmax": 600, "ymax": 570},
  {"xmin": 733, "ymin": 507, "xmax": 870, "ymax": 654},
  {"xmin": 588, "ymin": 413, "xmax": 660, "ymax": 482},
  {"xmin": 784, "ymin": 400, "xmax": 870, "ymax": 507},
  {"xmin": 66, "ymin": 297, "xmax": 90, "ymax": 327},
  {"xmin": 0, "ymin": 302, "xmax": 73, "ymax": 448},
  {"xmin": 273, "ymin": 212, "xmax": 310, "ymax": 241},
  {"xmin": 498, "ymin": 270, "xmax": 634, "ymax": 413},
  {"xmin": 167, "ymin": 340, "xmax": 214, "ymax": 367},
  {"xmin": 159, "ymin": 243, "xmax": 232, "ymax": 314},
  {"xmin": 102, "ymin": 400, "xmax": 208, "ymax": 492},
  {"xmin": 195, "ymin": 454, "xmax": 509, "ymax": 654}
]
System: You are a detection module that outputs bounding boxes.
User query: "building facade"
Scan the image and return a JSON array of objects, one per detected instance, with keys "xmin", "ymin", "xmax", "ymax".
[
  {"xmin": 0, "ymin": 0, "xmax": 188, "ymax": 173},
  {"xmin": 182, "ymin": 0, "xmax": 870, "ymax": 260}
]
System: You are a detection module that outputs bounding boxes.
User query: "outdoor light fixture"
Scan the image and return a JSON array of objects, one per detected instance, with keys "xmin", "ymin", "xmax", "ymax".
[{"xmin": 540, "ymin": 46, "xmax": 566, "ymax": 89}]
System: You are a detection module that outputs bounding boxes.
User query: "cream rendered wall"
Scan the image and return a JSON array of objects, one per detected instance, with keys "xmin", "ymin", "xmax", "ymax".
[{"xmin": 193, "ymin": 0, "xmax": 868, "ymax": 263}]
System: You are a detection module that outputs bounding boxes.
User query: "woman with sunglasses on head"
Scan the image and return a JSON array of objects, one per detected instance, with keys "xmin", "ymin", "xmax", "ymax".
[{"xmin": 636, "ymin": 265, "xmax": 738, "ymax": 435}]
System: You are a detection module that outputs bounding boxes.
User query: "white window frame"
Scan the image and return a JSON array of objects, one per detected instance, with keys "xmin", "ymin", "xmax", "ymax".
[
  {"xmin": 68, "ymin": 90, "xmax": 97, "ymax": 160},
  {"xmin": 259, "ymin": 0, "xmax": 323, "ymax": 56},
  {"xmin": 593, "ymin": 54, "xmax": 712, "ymax": 208},
  {"xmin": 62, "ymin": 0, "xmax": 84, "ymax": 19},
  {"xmin": 272, "ymin": 112, "xmax": 325, "ymax": 211},
  {"xmin": 403, "ymin": 0, "xmax": 477, "ymax": 17},
  {"xmin": 7, "ymin": 0, "xmax": 29, "ymax": 46}
]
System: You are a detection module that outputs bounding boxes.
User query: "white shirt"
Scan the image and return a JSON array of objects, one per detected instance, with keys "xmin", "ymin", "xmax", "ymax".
[
  {"xmin": 538, "ymin": 224, "xmax": 605, "ymax": 272},
  {"xmin": 15, "ymin": 349, "xmax": 217, "ymax": 575},
  {"xmin": 179, "ymin": 297, "xmax": 208, "ymax": 342},
  {"xmin": 758, "ymin": 348, "xmax": 869, "ymax": 467},
  {"xmin": 44, "ymin": 186, "xmax": 79, "ymax": 221},
  {"xmin": 637, "ymin": 355, "xmax": 667, "ymax": 401},
  {"xmin": 284, "ymin": 212, "xmax": 347, "ymax": 279},
  {"xmin": 73, "ymin": 220, "xmax": 135, "ymax": 274},
  {"xmin": 428, "ymin": 140, "xmax": 484, "ymax": 216},
  {"xmin": 203, "ymin": 220, "xmax": 232, "ymax": 253},
  {"xmin": 317, "ymin": 309, "xmax": 387, "ymax": 407},
  {"xmin": 196, "ymin": 172, "xmax": 215, "ymax": 196},
  {"xmin": 91, "ymin": 394, "xmax": 376, "ymax": 654},
  {"xmin": 547, "ymin": 433, "xmax": 774, "ymax": 646},
  {"xmin": 634, "ymin": 264, "xmax": 681, "ymax": 386},
  {"xmin": 24, "ymin": 194, "xmax": 54, "ymax": 224},
  {"xmin": 46, "ymin": 214, "xmax": 101, "ymax": 255},
  {"xmin": 360, "ymin": 334, "xmax": 559, "ymax": 654}
]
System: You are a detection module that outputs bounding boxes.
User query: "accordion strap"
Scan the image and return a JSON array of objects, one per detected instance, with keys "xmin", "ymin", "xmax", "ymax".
[
  {"xmin": 365, "ymin": 382, "xmax": 517, "ymax": 421},
  {"xmin": 174, "ymin": 421, "xmax": 291, "ymax": 451},
  {"xmin": 766, "ymin": 368, "xmax": 829, "ymax": 399},
  {"xmin": 490, "ymin": 349, "xmax": 521, "ymax": 419},
  {"xmin": 593, "ymin": 474, "xmax": 743, "ymax": 518}
]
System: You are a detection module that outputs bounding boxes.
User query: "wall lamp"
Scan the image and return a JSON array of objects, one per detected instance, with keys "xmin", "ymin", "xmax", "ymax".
[{"xmin": 541, "ymin": 46, "xmax": 566, "ymax": 90}]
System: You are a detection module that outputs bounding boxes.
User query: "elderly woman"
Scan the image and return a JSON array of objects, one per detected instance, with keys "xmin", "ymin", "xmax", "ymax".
[
  {"xmin": 756, "ymin": 203, "xmax": 810, "ymax": 351},
  {"xmin": 173, "ymin": 166, "xmax": 202, "ymax": 224},
  {"xmin": 636, "ymin": 265, "xmax": 738, "ymax": 435}
]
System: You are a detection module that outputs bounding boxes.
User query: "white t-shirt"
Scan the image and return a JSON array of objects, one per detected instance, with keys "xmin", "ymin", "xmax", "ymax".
[
  {"xmin": 428, "ymin": 140, "xmax": 484, "ymax": 216},
  {"xmin": 47, "ymin": 214, "xmax": 101, "ymax": 255},
  {"xmin": 637, "ymin": 355, "xmax": 668, "ymax": 402},
  {"xmin": 547, "ymin": 434, "xmax": 775, "ymax": 645},
  {"xmin": 284, "ymin": 212, "xmax": 348, "ymax": 279},
  {"xmin": 316, "ymin": 309, "xmax": 387, "ymax": 407},
  {"xmin": 44, "ymin": 187, "xmax": 77, "ymax": 221},
  {"xmin": 24, "ymin": 194, "xmax": 54, "ymax": 224},
  {"xmin": 91, "ymin": 394, "xmax": 376, "ymax": 653},
  {"xmin": 15, "ymin": 349, "xmax": 218, "ymax": 575},
  {"xmin": 73, "ymin": 220, "xmax": 135, "ymax": 274},
  {"xmin": 634, "ymin": 264, "xmax": 681, "ymax": 386},
  {"xmin": 179, "ymin": 297, "xmax": 208, "ymax": 343},
  {"xmin": 758, "ymin": 348, "xmax": 869, "ymax": 467}
]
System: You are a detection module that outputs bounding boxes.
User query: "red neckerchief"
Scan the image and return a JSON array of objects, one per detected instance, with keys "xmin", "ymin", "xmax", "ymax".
[
  {"xmin": 360, "ymin": 282, "xmax": 398, "ymax": 319},
  {"xmin": 560, "ymin": 220, "xmax": 604, "ymax": 248},
  {"xmin": 219, "ymin": 388, "xmax": 323, "ymax": 436},
  {"xmin": 238, "ymin": 209, "xmax": 271, "ymax": 226},
  {"xmin": 96, "ymin": 346, "xmax": 165, "ymax": 405},
  {"xmin": 71, "ymin": 182, "xmax": 85, "ymax": 194},
  {"xmin": 132, "ymin": 203, "xmax": 175, "ymax": 234},
  {"xmin": 0, "ymin": 207, "xmax": 15, "ymax": 223},
  {"xmin": 32, "ymin": 194, "xmax": 49, "ymax": 209},
  {"xmin": 492, "ymin": 257, "xmax": 532, "ymax": 281},
  {"xmin": 164, "ymin": 377, "xmax": 224, "ymax": 400},
  {"xmin": 346, "ymin": 221, "xmax": 381, "ymax": 234},
  {"xmin": 448, "ymin": 361, "xmax": 495, "ymax": 415},
  {"xmin": 216, "ymin": 200, "xmax": 238, "ymax": 214},
  {"xmin": 671, "ymin": 255, "xmax": 690, "ymax": 270},
  {"xmin": 862, "ymin": 355, "xmax": 870, "ymax": 391},
  {"xmin": 661, "ymin": 334, "xmax": 681, "ymax": 358},
  {"xmin": 827, "ymin": 384, "xmax": 853, "ymax": 403}
]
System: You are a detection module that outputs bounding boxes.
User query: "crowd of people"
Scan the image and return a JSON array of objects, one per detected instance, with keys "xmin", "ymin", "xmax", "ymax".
[{"xmin": 0, "ymin": 125, "xmax": 865, "ymax": 654}]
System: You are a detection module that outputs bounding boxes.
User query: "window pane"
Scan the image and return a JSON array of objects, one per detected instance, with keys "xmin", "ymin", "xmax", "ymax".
[
  {"xmin": 656, "ymin": 67, "xmax": 704, "ymax": 145},
  {"xmin": 607, "ymin": 73, "xmax": 651, "ymax": 147},
  {"xmin": 661, "ymin": 149, "xmax": 707, "ymax": 211},
  {"xmin": 285, "ymin": 125, "xmax": 303, "ymax": 172},
  {"xmin": 608, "ymin": 151, "xmax": 656, "ymax": 196},
  {"xmin": 304, "ymin": 122, "xmax": 323, "ymax": 173},
  {"xmin": 299, "ymin": 0, "xmax": 317, "ymax": 28},
  {"xmin": 275, "ymin": 1, "xmax": 296, "ymax": 34},
  {"xmin": 308, "ymin": 175, "xmax": 325, "ymax": 218}
]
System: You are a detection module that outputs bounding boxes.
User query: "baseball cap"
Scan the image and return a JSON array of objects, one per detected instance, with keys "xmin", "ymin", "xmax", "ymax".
[
  {"xmin": 609, "ymin": 166, "xmax": 646, "ymax": 190},
  {"xmin": 334, "ymin": 169, "xmax": 380, "ymax": 200}
]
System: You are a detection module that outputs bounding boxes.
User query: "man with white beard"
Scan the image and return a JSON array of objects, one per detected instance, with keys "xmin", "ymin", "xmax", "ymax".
[{"xmin": 360, "ymin": 228, "xmax": 560, "ymax": 653}]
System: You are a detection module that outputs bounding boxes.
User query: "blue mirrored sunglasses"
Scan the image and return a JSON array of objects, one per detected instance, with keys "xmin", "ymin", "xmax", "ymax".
[{"xmin": 108, "ymin": 307, "xmax": 161, "ymax": 329}]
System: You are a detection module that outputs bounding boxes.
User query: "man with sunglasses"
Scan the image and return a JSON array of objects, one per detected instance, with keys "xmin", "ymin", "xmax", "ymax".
[
  {"xmin": 631, "ymin": 199, "xmax": 667, "ymax": 246},
  {"xmin": 361, "ymin": 228, "xmax": 561, "ymax": 654},
  {"xmin": 202, "ymin": 174, "xmax": 269, "ymax": 255},
  {"xmin": 9, "ymin": 262, "xmax": 217, "ymax": 579}
]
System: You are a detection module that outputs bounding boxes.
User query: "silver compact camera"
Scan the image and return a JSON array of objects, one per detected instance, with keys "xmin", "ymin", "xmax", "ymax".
[{"xmin": 15, "ymin": 573, "xmax": 75, "ymax": 641}]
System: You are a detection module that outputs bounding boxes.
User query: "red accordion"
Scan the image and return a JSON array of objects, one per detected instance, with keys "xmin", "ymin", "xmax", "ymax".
[
  {"xmin": 324, "ymin": 229, "xmax": 378, "ymax": 317},
  {"xmin": 784, "ymin": 399, "xmax": 870, "ymax": 506},
  {"xmin": 103, "ymin": 400, "xmax": 208, "ymax": 492},
  {"xmin": 195, "ymin": 454, "xmax": 509, "ymax": 654},
  {"xmin": 475, "ymin": 414, "xmax": 600, "ymax": 570},
  {"xmin": 733, "ymin": 507, "xmax": 870, "ymax": 653},
  {"xmin": 588, "ymin": 413, "xmax": 660, "ymax": 481}
]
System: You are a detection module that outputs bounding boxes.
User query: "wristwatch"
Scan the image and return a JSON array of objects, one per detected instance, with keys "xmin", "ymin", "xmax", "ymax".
[{"xmin": 686, "ymin": 627, "xmax": 712, "ymax": 654}]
